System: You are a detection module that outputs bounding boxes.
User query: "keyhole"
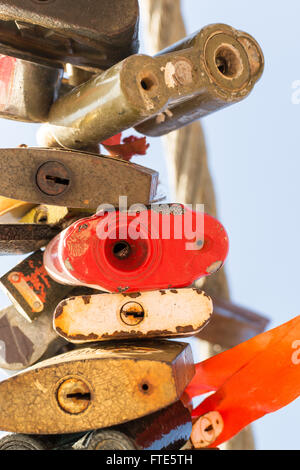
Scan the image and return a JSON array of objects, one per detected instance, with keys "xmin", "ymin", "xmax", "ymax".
[{"xmin": 46, "ymin": 175, "xmax": 70, "ymax": 186}]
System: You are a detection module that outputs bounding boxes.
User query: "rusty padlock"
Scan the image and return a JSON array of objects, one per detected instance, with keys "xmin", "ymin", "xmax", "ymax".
[
  {"xmin": 0, "ymin": 340, "xmax": 194, "ymax": 435},
  {"xmin": 54, "ymin": 288, "xmax": 213, "ymax": 343},
  {"xmin": 0, "ymin": 54, "xmax": 63, "ymax": 122},
  {"xmin": 0, "ymin": 0, "xmax": 139, "ymax": 70},
  {"xmin": 136, "ymin": 23, "xmax": 264, "ymax": 136},
  {"xmin": 37, "ymin": 53, "xmax": 168, "ymax": 149},
  {"xmin": 0, "ymin": 147, "xmax": 159, "ymax": 208},
  {"xmin": 44, "ymin": 204, "xmax": 229, "ymax": 293}
]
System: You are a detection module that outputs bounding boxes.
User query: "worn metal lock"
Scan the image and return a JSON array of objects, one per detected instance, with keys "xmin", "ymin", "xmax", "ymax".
[
  {"xmin": 0, "ymin": 0, "xmax": 139, "ymax": 70},
  {"xmin": 0, "ymin": 249, "xmax": 79, "ymax": 322},
  {"xmin": 38, "ymin": 23, "xmax": 263, "ymax": 150},
  {"xmin": 135, "ymin": 23, "xmax": 264, "ymax": 136},
  {"xmin": 0, "ymin": 147, "xmax": 159, "ymax": 208},
  {"xmin": 54, "ymin": 288, "xmax": 213, "ymax": 343},
  {"xmin": 0, "ymin": 400, "xmax": 191, "ymax": 450},
  {"xmin": 0, "ymin": 224, "xmax": 61, "ymax": 255},
  {"xmin": 37, "ymin": 53, "xmax": 169, "ymax": 149},
  {"xmin": 0, "ymin": 304, "xmax": 67, "ymax": 370},
  {"xmin": 0, "ymin": 54, "xmax": 63, "ymax": 122},
  {"xmin": 0, "ymin": 340, "xmax": 194, "ymax": 435},
  {"xmin": 44, "ymin": 204, "xmax": 229, "ymax": 293}
]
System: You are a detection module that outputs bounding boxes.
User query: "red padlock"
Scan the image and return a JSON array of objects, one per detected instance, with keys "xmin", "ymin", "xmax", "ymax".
[{"xmin": 44, "ymin": 204, "xmax": 229, "ymax": 293}]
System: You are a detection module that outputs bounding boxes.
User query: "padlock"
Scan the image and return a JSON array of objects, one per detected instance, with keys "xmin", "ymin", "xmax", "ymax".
[
  {"xmin": 0, "ymin": 304, "xmax": 66, "ymax": 370},
  {"xmin": 0, "ymin": 224, "xmax": 61, "ymax": 255},
  {"xmin": 53, "ymin": 288, "xmax": 213, "ymax": 343},
  {"xmin": 0, "ymin": 340, "xmax": 194, "ymax": 434},
  {"xmin": 0, "ymin": 400, "xmax": 191, "ymax": 450},
  {"xmin": 37, "ymin": 53, "xmax": 168, "ymax": 149},
  {"xmin": 135, "ymin": 23, "xmax": 264, "ymax": 136},
  {"xmin": 0, "ymin": 54, "xmax": 63, "ymax": 122},
  {"xmin": 44, "ymin": 204, "xmax": 229, "ymax": 293},
  {"xmin": 0, "ymin": 250, "xmax": 78, "ymax": 322},
  {"xmin": 38, "ymin": 23, "xmax": 263, "ymax": 150},
  {"xmin": 75, "ymin": 400, "xmax": 192, "ymax": 450},
  {"xmin": 0, "ymin": 147, "xmax": 159, "ymax": 208},
  {"xmin": 0, "ymin": 0, "xmax": 139, "ymax": 70}
]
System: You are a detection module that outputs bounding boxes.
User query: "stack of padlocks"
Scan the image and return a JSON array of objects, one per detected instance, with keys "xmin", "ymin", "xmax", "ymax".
[{"xmin": 0, "ymin": 1, "xmax": 264, "ymax": 450}]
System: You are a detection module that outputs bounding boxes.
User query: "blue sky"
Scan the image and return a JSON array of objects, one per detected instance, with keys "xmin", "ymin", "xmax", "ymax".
[{"xmin": 0, "ymin": 0, "xmax": 299, "ymax": 450}]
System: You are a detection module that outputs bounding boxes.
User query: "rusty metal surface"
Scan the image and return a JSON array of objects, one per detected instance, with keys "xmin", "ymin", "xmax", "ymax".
[
  {"xmin": 0, "ymin": 340, "xmax": 194, "ymax": 434},
  {"xmin": 53, "ymin": 289, "xmax": 213, "ymax": 343},
  {"xmin": 0, "ymin": 54, "xmax": 63, "ymax": 122},
  {"xmin": 0, "ymin": 0, "xmax": 139, "ymax": 69},
  {"xmin": 135, "ymin": 23, "xmax": 264, "ymax": 136},
  {"xmin": 0, "ymin": 147, "xmax": 159, "ymax": 208},
  {"xmin": 197, "ymin": 297, "xmax": 270, "ymax": 348},
  {"xmin": 0, "ymin": 224, "xmax": 60, "ymax": 255}
]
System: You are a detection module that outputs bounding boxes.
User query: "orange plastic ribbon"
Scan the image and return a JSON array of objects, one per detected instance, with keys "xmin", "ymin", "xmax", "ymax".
[{"xmin": 185, "ymin": 315, "xmax": 300, "ymax": 446}]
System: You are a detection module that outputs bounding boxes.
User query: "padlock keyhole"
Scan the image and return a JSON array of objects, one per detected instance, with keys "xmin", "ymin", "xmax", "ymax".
[
  {"xmin": 46, "ymin": 175, "xmax": 70, "ymax": 186},
  {"xmin": 113, "ymin": 241, "xmax": 132, "ymax": 260},
  {"xmin": 67, "ymin": 392, "xmax": 91, "ymax": 401}
]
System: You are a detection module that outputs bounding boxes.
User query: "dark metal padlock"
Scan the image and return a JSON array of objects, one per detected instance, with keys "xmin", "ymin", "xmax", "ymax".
[
  {"xmin": 0, "ymin": 54, "xmax": 63, "ymax": 122},
  {"xmin": 0, "ymin": 147, "xmax": 159, "ymax": 208},
  {"xmin": 0, "ymin": 340, "xmax": 194, "ymax": 435},
  {"xmin": 0, "ymin": 0, "xmax": 139, "ymax": 70}
]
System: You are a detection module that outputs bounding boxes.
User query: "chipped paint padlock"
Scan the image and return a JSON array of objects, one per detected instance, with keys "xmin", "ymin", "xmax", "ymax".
[
  {"xmin": 54, "ymin": 288, "xmax": 213, "ymax": 343},
  {"xmin": 0, "ymin": 249, "xmax": 84, "ymax": 322},
  {"xmin": 0, "ymin": 0, "xmax": 139, "ymax": 70},
  {"xmin": 44, "ymin": 204, "xmax": 229, "ymax": 293},
  {"xmin": 0, "ymin": 147, "xmax": 158, "ymax": 208},
  {"xmin": 0, "ymin": 340, "xmax": 194, "ymax": 434},
  {"xmin": 0, "ymin": 54, "xmax": 63, "ymax": 122}
]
